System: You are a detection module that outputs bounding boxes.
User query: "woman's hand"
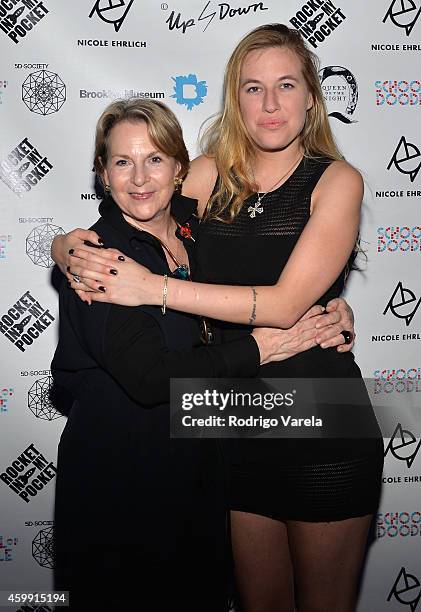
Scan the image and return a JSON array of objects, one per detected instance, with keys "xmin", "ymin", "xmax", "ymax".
[
  {"xmin": 67, "ymin": 249, "xmax": 160, "ymax": 307},
  {"xmin": 252, "ymin": 298, "xmax": 355, "ymax": 364},
  {"xmin": 51, "ymin": 228, "xmax": 103, "ymax": 275},
  {"xmin": 317, "ymin": 297, "xmax": 355, "ymax": 352}
]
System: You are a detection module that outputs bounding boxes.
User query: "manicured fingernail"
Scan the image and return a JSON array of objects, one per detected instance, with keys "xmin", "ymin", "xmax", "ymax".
[
  {"xmin": 98, "ymin": 238, "xmax": 104, "ymax": 245},
  {"xmin": 66, "ymin": 265, "xmax": 71, "ymax": 272},
  {"xmin": 98, "ymin": 286, "xmax": 106, "ymax": 292},
  {"xmin": 67, "ymin": 281, "xmax": 71, "ymax": 287},
  {"xmin": 118, "ymin": 255, "xmax": 125, "ymax": 262},
  {"xmin": 69, "ymin": 249, "xmax": 74, "ymax": 255},
  {"xmin": 110, "ymin": 269, "xmax": 118, "ymax": 275}
]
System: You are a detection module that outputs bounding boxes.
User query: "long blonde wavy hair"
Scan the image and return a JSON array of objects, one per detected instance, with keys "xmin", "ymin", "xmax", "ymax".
[{"xmin": 201, "ymin": 23, "xmax": 343, "ymax": 221}]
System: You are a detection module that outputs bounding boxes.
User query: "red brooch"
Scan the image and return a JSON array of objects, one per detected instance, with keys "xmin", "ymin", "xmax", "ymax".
[{"xmin": 179, "ymin": 223, "xmax": 192, "ymax": 240}]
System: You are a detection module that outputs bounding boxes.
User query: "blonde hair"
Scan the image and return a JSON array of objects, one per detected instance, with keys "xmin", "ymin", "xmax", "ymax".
[
  {"xmin": 94, "ymin": 98, "xmax": 189, "ymax": 181},
  {"xmin": 202, "ymin": 23, "xmax": 342, "ymax": 221}
]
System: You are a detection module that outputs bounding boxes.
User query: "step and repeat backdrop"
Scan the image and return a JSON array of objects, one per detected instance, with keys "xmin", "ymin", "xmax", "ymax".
[{"xmin": 0, "ymin": 1, "xmax": 420, "ymax": 610}]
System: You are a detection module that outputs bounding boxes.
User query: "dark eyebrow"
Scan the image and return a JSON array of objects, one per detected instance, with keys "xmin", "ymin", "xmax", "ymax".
[{"xmin": 241, "ymin": 75, "xmax": 299, "ymax": 86}]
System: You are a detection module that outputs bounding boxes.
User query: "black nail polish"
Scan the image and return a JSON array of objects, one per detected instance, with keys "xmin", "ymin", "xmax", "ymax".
[
  {"xmin": 110, "ymin": 269, "xmax": 118, "ymax": 275},
  {"xmin": 98, "ymin": 238, "xmax": 104, "ymax": 245},
  {"xmin": 67, "ymin": 281, "xmax": 71, "ymax": 287},
  {"xmin": 69, "ymin": 249, "xmax": 74, "ymax": 255},
  {"xmin": 66, "ymin": 265, "xmax": 71, "ymax": 272},
  {"xmin": 98, "ymin": 286, "xmax": 106, "ymax": 292},
  {"xmin": 118, "ymin": 255, "xmax": 125, "ymax": 262}
]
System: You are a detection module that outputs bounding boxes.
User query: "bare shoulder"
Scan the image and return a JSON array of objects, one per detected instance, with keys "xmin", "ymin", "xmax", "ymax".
[
  {"xmin": 312, "ymin": 159, "xmax": 363, "ymax": 212},
  {"xmin": 182, "ymin": 154, "xmax": 218, "ymax": 216}
]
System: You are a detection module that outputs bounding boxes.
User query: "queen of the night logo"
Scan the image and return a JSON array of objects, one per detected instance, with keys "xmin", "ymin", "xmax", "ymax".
[
  {"xmin": 0, "ymin": 291, "xmax": 54, "ymax": 352},
  {"xmin": 0, "ymin": 0, "xmax": 49, "ymax": 44},
  {"xmin": 0, "ymin": 443, "xmax": 57, "ymax": 503},
  {"xmin": 0, "ymin": 137, "xmax": 53, "ymax": 198}
]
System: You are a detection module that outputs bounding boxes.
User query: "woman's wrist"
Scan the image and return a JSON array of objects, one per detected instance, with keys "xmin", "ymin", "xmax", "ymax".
[
  {"xmin": 141, "ymin": 271, "xmax": 165, "ymax": 306},
  {"xmin": 51, "ymin": 235, "xmax": 66, "ymax": 273}
]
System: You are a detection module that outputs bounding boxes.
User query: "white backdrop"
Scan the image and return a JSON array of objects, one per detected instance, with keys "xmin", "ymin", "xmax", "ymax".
[{"xmin": 0, "ymin": 1, "xmax": 420, "ymax": 610}]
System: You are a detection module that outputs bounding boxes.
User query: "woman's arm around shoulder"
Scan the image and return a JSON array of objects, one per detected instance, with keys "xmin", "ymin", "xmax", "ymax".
[{"xmin": 182, "ymin": 155, "xmax": 218, "ymax": 217}]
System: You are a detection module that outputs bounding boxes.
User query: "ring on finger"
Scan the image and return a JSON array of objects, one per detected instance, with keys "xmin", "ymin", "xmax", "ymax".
[
  {"xmin": 340, "ymin": 330, "xmax": 353, "ymax": 345},
  {"xmin": 72, "ymin": 274, "xmax": 81, "ymax": 284}
]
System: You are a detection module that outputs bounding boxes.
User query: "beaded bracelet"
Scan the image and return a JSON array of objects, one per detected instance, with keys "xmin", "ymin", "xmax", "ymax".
[{"xmin": 161, "ymin": 274, "xmax": 168, "ymax": 315}]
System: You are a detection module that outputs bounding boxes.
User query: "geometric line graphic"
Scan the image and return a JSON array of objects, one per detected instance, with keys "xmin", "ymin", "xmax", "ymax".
[
  {"xmin": 28, "ymin": 376, "xmax": 62, "ymax": 421},
  {"xmin": 22, "ymin": 70, "xmax": 66, "ymax": 116},
  {"xmin": 26, "ymin": 224, "xmax": 65, "ymax": 268},
  {"xmin": 383, "ymin": 0, "xmax": 421, "ymax": 36},
  {"xmin": 32, "ymin": 526, "xmax": 54, "ymax": 569},
  {"xmin": 89, "ymin": 0, "xmax": 135, "ymax": 32}
]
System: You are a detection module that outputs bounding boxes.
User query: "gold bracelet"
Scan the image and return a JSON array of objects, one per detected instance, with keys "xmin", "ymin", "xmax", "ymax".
[{"xmin": 161, "ymin": 274, "xmax": 168, "ymax": 315}]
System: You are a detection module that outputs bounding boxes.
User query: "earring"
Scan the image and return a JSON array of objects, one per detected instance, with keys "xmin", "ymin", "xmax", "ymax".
[
  {"xmin": 104, "ymin": 184, "xmax": 111, "ymax": 192},
  {"xmin": 174, "ymin": 177, "xmax": 182, "ymax": 190}
]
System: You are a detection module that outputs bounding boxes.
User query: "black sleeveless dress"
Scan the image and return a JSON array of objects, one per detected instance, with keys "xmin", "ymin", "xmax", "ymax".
[{"xmin": 195, "ymin": 157, "xmax": 384, "ymax": 522}]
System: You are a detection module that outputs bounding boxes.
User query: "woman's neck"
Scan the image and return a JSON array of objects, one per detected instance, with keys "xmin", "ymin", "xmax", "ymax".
[
  {"xmin": 123, "ymin": 210, "xmax": 176, "ymax": 244},
  {"xmin": 252, "ymin": 145, "xmax": 304, "ymax": 191}
]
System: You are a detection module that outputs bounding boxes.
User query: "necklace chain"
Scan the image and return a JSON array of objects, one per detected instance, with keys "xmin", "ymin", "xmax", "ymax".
[
  {"xmin": 248, "ymin": 155, "xmax": 303, "ymax": 218},
  {"xmin": 125, "ymin": 216, "xmax": 188, "ymax": 274}
]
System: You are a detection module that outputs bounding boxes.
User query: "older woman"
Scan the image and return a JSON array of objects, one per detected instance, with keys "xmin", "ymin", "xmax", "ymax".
[
  {"xmin": 51, "ymin": 98, "xmax": 348, "ymax": 611},
  {"xmin": 54, "ymin": 25, "xmax": 383, "ymax": 612}
]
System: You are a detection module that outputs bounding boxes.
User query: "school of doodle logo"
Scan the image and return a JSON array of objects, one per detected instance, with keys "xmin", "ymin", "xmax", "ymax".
[
  {"xmin": 89, "ymin": 0, "xmax": 135, "ymax": 32},
  {"xmin": 289, "ymin": 1, "xmax": 346, "ymax": 49},
  {"xmin": 171, "ymin": 74, "xmax": 207, "ymax": 110},
  {"xmin": 0, "ymin": 535, "xmax": 18, "ymax": 562},
  {"xmin": 0, "ymin": 234, "xmax": 12, "ymax": 260},
  {"xmin": 383, "ymin": 0, "xmax": 421, "ymax": 36},
  {"xmin": 0, "ymin": 388, "xmax": 14, "ymax": 412},
  {"xmin": 32, "ymin": 526, "xmax": 54, "ymax": 569},
  {"xmin": 0, "ymin": 79, "xmax": 7, "ymax": 104},
  {"xmin": 28, "ymin": 376, "xmax": 61, "ymax": 421},
  {"xmin": 383, "ymin": 282, "xmax": 421, "ymax": 326},
  {"xmin": 387, "ymin": 566, "xmax": 421, "ymax": 610},
  {"xmin": 387, "ymin": 136, "xmax": 421, "ymax": 182},
  {"xmin": 26, "ymin": 223, "xmax": 65, "ymax": 268},
  {"xmin": 0, "ymin": 138, "xmax": 53, "ymax": 198},
  {"xmin": 385, "ymin": 423, "xmax": 421, "ymax": 468},
  {"xmin": 377, "ymin": 511, "xmax": 421, "ymax": 538},
  {"xmin": 377, "ymin": 225, "xmax": 421, "ymax": 254},
  {"xmin": 319, "ymin": 66, "xmax": 358, "ymax": 124},
  {"xmin": 22, "ymin": 70, "xmax": 66, "ymax": 116}
]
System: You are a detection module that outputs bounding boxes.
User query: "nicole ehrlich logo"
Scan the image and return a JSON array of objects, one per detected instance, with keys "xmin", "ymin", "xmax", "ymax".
[
  {"xmin": 383, "ymin": 281, "xmax": 421, "ymax": 326},
  {"xmin": 385, "ymin": 423, "xmax": 421, "ymax": 469},
  {"xmin": 89, "ymin": 0, "xmax": 135, "ymax": 33},
  {"xmin": 387, "ymin": 136, "xmax": 421, "ymax": 182},
  {"xmin": 387, "ymin": 566, "xmax": 421, "ymax": 610},
  {"xmin": 383, "ymin": 0, "xmax": 421, "ymax": 36}
]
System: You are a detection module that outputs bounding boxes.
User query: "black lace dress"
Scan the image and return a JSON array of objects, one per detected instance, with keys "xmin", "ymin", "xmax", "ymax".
[{"xmin": 194, "ymin": 157, "xmax": 384, "ymax": 522}]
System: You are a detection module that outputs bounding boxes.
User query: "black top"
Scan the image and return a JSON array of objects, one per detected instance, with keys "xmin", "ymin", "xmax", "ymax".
[
  {"xmin": 195, "ymin": 156, "xmax": 348, "ymax": 367},
  {"xmin": 51, "ymin": 193, "xmax": 260, "ymax": 608},
  {"xmin": 98, "ymin": 194, "xmax": 260, "ymax": 404}
]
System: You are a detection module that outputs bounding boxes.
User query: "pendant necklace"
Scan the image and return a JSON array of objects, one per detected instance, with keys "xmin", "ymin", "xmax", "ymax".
[
  {"xmin": 248, "ymin": 155, "xmax": 303, "ymax": 219},
  {"xmin": 126, "ymin": 216, "xmax": 190, "ymax": 280}
]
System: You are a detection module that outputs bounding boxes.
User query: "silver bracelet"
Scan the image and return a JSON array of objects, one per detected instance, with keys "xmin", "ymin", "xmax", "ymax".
[{"xmin": 161, "ymin": 274, "xmax": 168, "ymax": 315}]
